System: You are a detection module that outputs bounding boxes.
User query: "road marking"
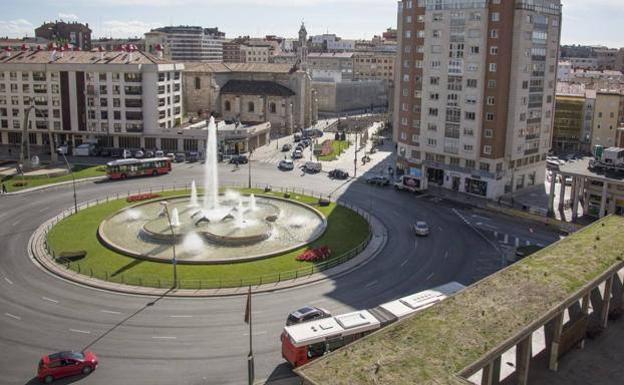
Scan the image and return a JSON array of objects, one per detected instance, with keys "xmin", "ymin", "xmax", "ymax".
[
  {"xmin": 152, "ymin": 336, "xmax": 177, "ymax": 340},
  {"xmin": 5, "ymin": 313, "xmax": 21, "ymax": 320},
  {"xmin": 400, "ymin": 259, "xmax": 409, "ymax": 268},
  {"xmin": 243, "ymin": 331, "xmax": 267, "ymax": 336},
  {"xmin": 169, "ymin": 315, "xmax": 193, "ymax": 318},
  {"xmin": 471, "ymin": 214, "xmax": 491, "ymax": 221},
  {"xmin": 365, "ymin": 280, "xmax": 378, "ymax": 288},
  {"xmin": 537, "ymin": 243, "xmax": 545, "ymax": 247},
  {"xmin": 69, "ymin": 329, "xmax": 91, "ymax": 334},
  {"xmin": 426, "ymin": 273, "xmax": 435, "ymax": 281},
  {"xmin": 503, "ymin": 234, "xmax": 509, "ymax": 244},
  {"xmin": 42, "ymin": 296, "xmax": 59, "ymax": 304},
  {"xmin": 515, "ymin": 237, "xmax": 520, "ymax": 247},
  {"xmin": 4, "ymin": 277, "xmax": 13, "ymax": 285},
  {"xmin": 38, "ymin": 207, "xmax": 48, "ymax": 213},
  {"xmin": 100, "ymin": 310, "xmax": 122, "ymax": 315},
  {"xmin": 444, "ymin": 251, "xmax": 449, "ymax": 260},
  {"xmin": 438, "ymin": 226, "xmax": 443, "ymax": 232},
  {"xmin": 11, "ymin": 219, "xmax": 21, "ymax": 227}
]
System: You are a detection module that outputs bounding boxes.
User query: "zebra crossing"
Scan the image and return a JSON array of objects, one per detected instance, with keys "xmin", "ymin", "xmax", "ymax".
[{"xmin": 488, "ymin": 230, "xmax": 546, "ymax": 248}]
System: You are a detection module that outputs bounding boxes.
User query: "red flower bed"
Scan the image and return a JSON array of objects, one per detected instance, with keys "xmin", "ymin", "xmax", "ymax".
[
  {"xmin": 296, "ymin": 246, "xmax": 332, "ymax": 262},
  {"xmin": 127, "ymin": 193, "xmax": 161, "ymax": 203}
]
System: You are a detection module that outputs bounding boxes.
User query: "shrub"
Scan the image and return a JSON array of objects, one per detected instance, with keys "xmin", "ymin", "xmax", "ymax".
[
  {"xmin": 296, "ymin": 246, "xmax": 332, "ymax": 262},
  {"xmin": 127, "ymin": 193, "xmax": 161, "ymax": 203}
]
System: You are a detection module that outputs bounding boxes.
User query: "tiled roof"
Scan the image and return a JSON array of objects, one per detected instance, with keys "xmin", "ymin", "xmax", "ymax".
[
  {"xmin": 220, "ymin": 80, "xmax": 295, "ymax": 97},
  {"xmin": 0, "ymin": 50, "xmax": 175, "ymax": 65},
  {"xmin": 184, "ymin": 62, "xmax": 294, "ymax": 74}
]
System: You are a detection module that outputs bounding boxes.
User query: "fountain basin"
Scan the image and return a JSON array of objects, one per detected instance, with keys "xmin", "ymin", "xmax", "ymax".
[{"xmin": 98, "ymin": 194, "xmax": 328, "ymax": 265}]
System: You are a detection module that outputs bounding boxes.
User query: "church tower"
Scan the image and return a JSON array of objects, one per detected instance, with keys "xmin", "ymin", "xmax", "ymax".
[{"xmin": 298, "ymin": 22, "xmax": 308, "ymax": 70}]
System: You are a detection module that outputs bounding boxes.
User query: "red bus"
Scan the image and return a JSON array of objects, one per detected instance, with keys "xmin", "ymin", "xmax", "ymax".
[
  {"xmin": 281, "ymin": 282, "xmax": 465, "ymax": 367},
  {"xmin": 106, "ymin": 157, "xmax": 172, "ymax": 180}
]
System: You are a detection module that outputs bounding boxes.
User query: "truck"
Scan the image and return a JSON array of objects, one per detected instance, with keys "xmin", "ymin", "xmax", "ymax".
[
  {"xmin": 589, "ymin": 146, "xmax": 624, "ymax": 172},
  {"xmin": 394, "ymin": 175, "xmax": 426, "ymax": 193},
  {"xmin": 73, "ymin": 143, "xmax": 96, "ymax": 157}
]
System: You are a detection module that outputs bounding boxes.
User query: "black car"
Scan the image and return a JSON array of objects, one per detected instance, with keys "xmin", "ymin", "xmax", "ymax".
[
  {"xmin": 281, "ymin": 143, "xmax": 293, "ymax": 152},
  {"xmin": 229, "ymin": 155, "xmax": 249, "ymax": 165},
  {"xmin": 329, "ymin": 169, "xmax": 349, "ymax": 180},
  {"xmin": 286, "ymin": 306, "xmax": 332, "ymax": 326},
  {"xmin": 365, "ymin": 175, "xmax": 390, "ymax": 186},
  {"xmin": 303, "ymin": 162, "xmax": 322, "ymax": 173},
  {"xmin": 187, "ymin": 152, "xmax": 200, "ymax": 162},
  {"xmin": 294, "ymin": 133, "xmax": 302, "ymax": 142}
]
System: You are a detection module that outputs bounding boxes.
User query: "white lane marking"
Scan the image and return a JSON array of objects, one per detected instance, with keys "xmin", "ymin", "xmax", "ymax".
[
  {"xmin": 400, "ymin": 259, "xmax": 409, "ymax": 268},
  {"xmin": 365, "ymin": 280, "xmax": 378, "ymax": 288},
  {"xmin": 152, "ymin": 336, "xmax": 177, "ymax": 340},
  {"xmin": 4, "ymin": 277, "xmax": 13, "ymax": 285},
  {"xmin": 426, "ymin": 273, "xmax": 435, "ymax": 281},
  {"xmin": 42, "ymin": 296, "xmax": 59, "ymax": 304},
  {"xmin": 11, "ymin": 219, "xmax": 21, "ymax": 227},
  {"xmin": 100, "ymin": 310, "xmax": 122, "ymax": 315},
  {"xmin": 444, "ymin": 251, "xmax": 449, "ymax": 260},
  {"xmin": 38, "ymin": 207, "xmax": 48, "ymax": 213},
  {"xmin": 243, "ymin": 331, "xmax": 267, "ymax": 336},
  {"xmin": 5, "ymin": 313, "xmax": 21, "ymax": 320},
  {"xmin": 471, "ymin": 214, "xmax": 491, "ymax": 221},
  {"xmin": 438, "ymin": 226, "xmax": 443, "ymax": 232},
  {"xmin": 169, "ymin": 315, "xmax": 193, "ymax": 318},
  {"xmin": 69, "ymin": 329, "xmax": 91, "ymax": 334}
]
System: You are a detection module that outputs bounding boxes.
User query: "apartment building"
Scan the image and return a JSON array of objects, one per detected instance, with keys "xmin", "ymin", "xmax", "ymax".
[
  {"xmin": 35, "ymin": 21, "xmax": 92, "ymax": 51},
  {"xmin": 145, "ymin": 26, "xmax": 225, "ymax": 62},
  {"xmin": 552, "ymin": 89, "xmax": 595, "ymax": 155},
  {"xmin": 394, "ymin": 0, "xmax": 561, "ymax": 199},
  {"xmin": 0, "ymin": 49, "xmax": 184, "ymax": 151},
  {"xmin": 591, "ymin": 91, "xmax": 624, "ymax": 149},
  {"xmin": 352, "ymin": 51, "xmax": 396, "ymax": 83}
]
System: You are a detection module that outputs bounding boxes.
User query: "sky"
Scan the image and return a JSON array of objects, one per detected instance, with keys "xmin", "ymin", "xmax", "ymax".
[{"xmin": 0, "ymin": 0, "xmax": 622, "ymax": 48}]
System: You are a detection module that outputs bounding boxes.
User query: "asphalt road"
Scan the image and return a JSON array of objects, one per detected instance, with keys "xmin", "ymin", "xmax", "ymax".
[{"xmin": 0, "ymin": 159, "xmax": 560, "ymax": 385}]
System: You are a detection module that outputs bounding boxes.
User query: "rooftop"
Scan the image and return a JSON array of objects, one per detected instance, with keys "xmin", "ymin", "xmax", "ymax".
[
  {"xmin": 220, "ymin": 80, "xmax": 295, "ymax": 97},
  {"xmin": 0, "ymin": 50, "xmax": 175, "ymax": 66},
  {"xmin": 297, "ymin": 215, "xmax": 624, "ymax": 385},
  {"xmin": 559, "ymin": 158, "xmax": 624, "ymax": 183},
  {"xmin": 183, "ymin": 62, "xmax": 294, "ymax": 74},
  {"xmin": 308, "ymin": 52, "xmax": 354, "ymax": 59}
]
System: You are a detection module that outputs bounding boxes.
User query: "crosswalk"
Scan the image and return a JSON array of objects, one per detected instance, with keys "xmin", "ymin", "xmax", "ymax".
[{"xmin": 488, "ymin": 230, "xmax": 546, "ymax": 248}]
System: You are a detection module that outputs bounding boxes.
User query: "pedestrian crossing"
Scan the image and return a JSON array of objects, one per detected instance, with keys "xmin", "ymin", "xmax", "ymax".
[{"xmin": 488, "ymin": 230, "xmax": 545, "ymax": 248}]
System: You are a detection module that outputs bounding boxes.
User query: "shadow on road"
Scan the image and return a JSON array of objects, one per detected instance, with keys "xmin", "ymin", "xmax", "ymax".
[
  {"xmin": 81, "ymin": 287, "xmax": 175, "ymax": 352},
  {"xmin": 24, "ymin": 374, "xmax": 88, "ymax": 385}
]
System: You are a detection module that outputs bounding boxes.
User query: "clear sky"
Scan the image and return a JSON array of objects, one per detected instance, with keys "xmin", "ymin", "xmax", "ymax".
[{"xmin": 0, "ymin": 0, "xmax": 622, "ymax": 48}]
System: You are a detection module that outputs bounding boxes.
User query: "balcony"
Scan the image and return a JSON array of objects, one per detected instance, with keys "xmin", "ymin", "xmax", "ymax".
[{"xmin": 124, "ymin": 86, "xmax": 142, "ymax": 96}]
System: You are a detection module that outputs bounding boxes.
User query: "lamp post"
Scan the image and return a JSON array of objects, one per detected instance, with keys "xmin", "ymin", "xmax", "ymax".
[
  {"xmin": 248, "ymin": 148, "xmax": 253, "ymax": 189},
  {"xmin": 60, "ymin": 152, "xmax": 78, "ymax": 214},
  {"xmin": 160, "ymin": 201, "xmax": 178, "ymax": 288}
]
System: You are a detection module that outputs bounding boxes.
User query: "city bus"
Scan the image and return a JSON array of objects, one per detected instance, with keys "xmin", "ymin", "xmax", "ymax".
[
  {"xmin": 106, "ymin": 157, "xmax": 172, "ymax": 180},
  {"xmin": 280, "ymin": 282, "xmax": 466, "ymax": 368}
]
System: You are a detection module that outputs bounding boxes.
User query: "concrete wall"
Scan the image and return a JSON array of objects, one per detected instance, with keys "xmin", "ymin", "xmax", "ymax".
[{"xmin": 313, "ymin": 80, "xmax": 388, "ymax": 115}]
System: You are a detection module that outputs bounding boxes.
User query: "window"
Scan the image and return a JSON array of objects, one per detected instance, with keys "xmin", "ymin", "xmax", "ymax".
[
  {"xmin": 490, "ymin": 29, "xmax": 498, "ymax": 39},
  {"xmin": 484, "ymin": 129, "xmax": 493, "ymax": 138},
  {"xmin": 470, "ymin": 46, "xmax": 480, "ymax": 54},
  {"xmin": 225, "ymin": 101, "xmax": 231, "ymax": 111},
  {"xmin": 430, "ymin": 77, "xmax": 440, "ymax": 85},
  {"xmin": 194, "ymin": 77, "xmax": 201, "ymax": 90},
  {"xmin": 466, "ymin": 79, "xmax": 478, "ymax": 88},
  {"xmin": 486, "ymin": 97, "xmax": 495, "ymax": 106},
  {"xmin": 490, "ymin": 46, "xmax": 498, "ymax": 55},
  {"xmin": 465, "ymin": 112, "xmax": 476, "ymax": 120},
  {"xmin": 489, "ymin": 63, "xmax": 497, "ymax": 72},
  {"xmin": 491, "ymin": 12, "xmax": 500, "ymax": 22},
  {"xmin": 269, "ymin": 102, "xmax": 277, "ymax": 114},
  {"xmin": 429, "ymin": 108, "xmax": 438, "ymax": 117},
  {"xmin": 248, "ymin": 102, "xmax": 255, "ymax": 113}
]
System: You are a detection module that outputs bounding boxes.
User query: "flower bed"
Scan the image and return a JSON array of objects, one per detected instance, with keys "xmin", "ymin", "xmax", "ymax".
[
  {"xmin": 297, "ymin": 246, "xmax": 332, "ymax": 262},
  {"xmin": 127, "ymin": 193, "xmax": 161, "ymax": 203}
]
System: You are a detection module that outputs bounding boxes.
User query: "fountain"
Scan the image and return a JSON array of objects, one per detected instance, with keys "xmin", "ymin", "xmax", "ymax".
[
  {"xmin": 188, "ymin": 181, "xmax": 199, "ymax": 208},
  {"xmin": 98, "ymin": 116, "xmax": 328, "ymax": 264}
]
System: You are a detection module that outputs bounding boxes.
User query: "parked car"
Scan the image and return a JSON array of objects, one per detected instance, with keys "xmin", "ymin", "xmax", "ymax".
[
  {"xmin": 286, "ymin": 306, "xmax": 331, "ymax": 326},
  {"xmin": 303, "ymin": 162, "xmax": 322, "ymax": 173},
  {"xmin": 328, "ymin": 169, "xmax": 349, "ymax": 179},
  {"xmin": 174, "ymin": 152, "xmax": 186, "ymax": 163},
  {"xmin": 38, "ymin": 351, "xmax": 98, "ymax": 383},
  {"xmin": 122, "ymin": 149, "xmax": 133, "ymax": 159},
  {"xmin": 292, "ymin": 150, "xmax": 304, "ymax": 159},
  {"xmin": 412, "ymin": 221, "xmax": 430, "ymax": 237},
  {"xmin": 279, "ymin": 159, "xmax": 295, "ymax": 171},
  {"xmin": 98, "ymin": 148, "xmax": 112, "ymax": 157},
  {"xmin": 294, "ymin": 133, "xmax": 303, "ymax": 142},
  {"xmin": 229, "ymin": 155, "xmax": 249, "ymax": 165},
  {"xmin": 281, "ymin": 143, "xmax": 293, "ymax": 152},
  {"xmin": 56, "ymin": 145, "xmax": 69, "ymax": 155},
  {"xmin": 187, "ymin": 152, "xmax": 200, "ymax": 163},
  {"xmin": 302, "ymin": 139, "xmax": 311, "ymax": 147},
  {"xmin": 145, "ymin": 150, "xmax": 155, "ymax": 158},
  {"xmin": 165, "ymin": 153, "xmax": 176, "ymax": 162},
  {"xmin": 155, "ymin": 150, "xmax": 164, "ymax": 157},
  {"xmin": 134, "ymin": 150, "xmax": 144, "ymax": 159},
  {"xmin": 365, "ymin": 175, "xmax": 390, "ymax": 186},
  {"xmin": 74, "ymin": 143, "xmax": 96, "ymax": 157}
]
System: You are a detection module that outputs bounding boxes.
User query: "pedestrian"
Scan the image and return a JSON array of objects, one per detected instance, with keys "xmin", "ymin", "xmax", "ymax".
[{"xmin": 1, "ymin": 183, "xmax": 6, "ymax": 195}]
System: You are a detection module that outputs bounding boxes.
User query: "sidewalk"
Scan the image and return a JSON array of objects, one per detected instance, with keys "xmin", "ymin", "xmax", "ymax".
[{"xmin": 29, "ymin": 200, "xmax": 388, "ymax": 298}]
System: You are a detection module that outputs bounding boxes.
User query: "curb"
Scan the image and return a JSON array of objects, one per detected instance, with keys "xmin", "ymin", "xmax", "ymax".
[
  {"xmin": 5, "ymin": 176, "xmax": 107, "ymax": 195},
  {"xmin": 29, "ymin": 198, "xmax": 388, "ymax": 298}
]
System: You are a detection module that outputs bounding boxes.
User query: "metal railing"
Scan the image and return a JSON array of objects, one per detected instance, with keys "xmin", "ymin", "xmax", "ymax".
[{"xmin": 43, "ymin": 183, "xmax": 373, "ymax": 290}]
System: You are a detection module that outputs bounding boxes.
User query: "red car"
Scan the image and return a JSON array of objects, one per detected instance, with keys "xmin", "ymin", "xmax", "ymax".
[{"xmin": 38, "ymin": 351, "xmax": 98, "ymax": 383}]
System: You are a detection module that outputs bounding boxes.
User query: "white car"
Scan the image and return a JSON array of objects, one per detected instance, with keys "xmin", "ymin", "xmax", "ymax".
[
  {"xmin": 279, "ymin": 159, "xmax": 295, "ymax": 171},
  {"xmin": 412, "ymin": 221, "xmax": 430, "ymax": 237},
  {"xmin": 155, "ymin": 150, "xmax": 164, "ymax": 157},
  {"xmin": 56, "ymin": 145, "xmax": 68, "ymax": 155}
]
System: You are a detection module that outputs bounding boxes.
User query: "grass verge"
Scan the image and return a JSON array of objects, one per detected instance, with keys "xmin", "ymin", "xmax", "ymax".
[
  {"xmin": 318, "ymin": 140, "xmax": 351, "ymax": 162},
  {"xmin": 3, "ymin": 165, "xmax": 106, "ymax": 192},
  {"xmin": 47, "ymin": 189, "xmax": 370, "ymax": 289}
]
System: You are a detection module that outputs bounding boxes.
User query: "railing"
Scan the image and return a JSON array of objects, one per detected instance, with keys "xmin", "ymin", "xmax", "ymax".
[{"xmin": 42, "ymin": 183, "xmax": 373, "ymax": 290}]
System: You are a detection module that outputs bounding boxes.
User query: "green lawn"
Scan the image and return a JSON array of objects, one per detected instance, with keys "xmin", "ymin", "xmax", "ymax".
[
  {"xmin": 318, "ymin": 140, "xmax": 351, "ymax": 162},
  {"xmin": 3, "ymin": 165, "xmax": 106, "ymax": 192},
  {"xmin": 47, "ymin": 189, "xmax": 370, "ymax": 289}
]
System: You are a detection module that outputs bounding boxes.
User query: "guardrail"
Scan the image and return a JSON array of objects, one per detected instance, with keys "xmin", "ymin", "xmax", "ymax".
[{"xmin": 41, "ymin": 183, "xmax": 373, "ymax": 290}]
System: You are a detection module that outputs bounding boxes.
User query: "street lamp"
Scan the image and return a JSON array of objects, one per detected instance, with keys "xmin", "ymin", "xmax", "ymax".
[
  {"xmin": 159, "ymin": 201, "xmax": 178, "ymax": 288},
  {"xmin": 60, "ymin": 152, "xmax": 78, "ymax": 214}
]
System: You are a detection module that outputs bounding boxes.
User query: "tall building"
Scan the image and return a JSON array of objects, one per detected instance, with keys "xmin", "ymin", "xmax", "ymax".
[
  {"xmin": 0, "ymin": 49, "xmax": 184, "ymax": 151},
  {"xmin": 591, "ymin": 91, "xmax": 624, "ymax": 149},
  {"xmin": 35, "ymin": 21, "xmax": 92, "ymax": 51},
  {"xmin": 394, "ymin": 0, "xmax": 562, "ymax": 199},
  {"xmin": 145, "ymin": 26, "xmax": 225, "ymax": 62}
]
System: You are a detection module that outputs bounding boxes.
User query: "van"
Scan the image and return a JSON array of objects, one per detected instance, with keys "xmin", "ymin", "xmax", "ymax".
[{"xmin": 74, "ymin": 143, "xmax": 95, "ymax": 157}]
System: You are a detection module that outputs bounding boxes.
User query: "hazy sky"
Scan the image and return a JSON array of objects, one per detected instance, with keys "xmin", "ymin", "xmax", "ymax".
[{"xmin": 0, "ymin": 0, "xmax": 622, "ymax": 48}]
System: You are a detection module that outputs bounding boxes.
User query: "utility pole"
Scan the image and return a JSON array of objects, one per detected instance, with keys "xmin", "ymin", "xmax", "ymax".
[
  {"xmin": 244, "ymin": 286, "xmax": 254, "ymax": 385},
  {"xmin": 248, "ymin": 148, "xmax": 253, "ymax": 189},
  {"xmin": 60, "ymin": 152, "xmax": 78, "ymax": 214},
  {"xmin": 353, "ymin": 128, "xmax": 358, "ymax": 178}
]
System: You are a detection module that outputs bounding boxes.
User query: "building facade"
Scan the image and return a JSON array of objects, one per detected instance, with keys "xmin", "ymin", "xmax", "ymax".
[
  {"xmin": 352, "ymin": 51, "xmax": 396, "ymax": 83},
  {"xmin": 145, "ymin": 26, "xmax": 225, "ymax": 62},
  {"xmin": 0, "ymin": 50, "xmax": 185, "ymax": 151},
  {"xmin": 591, "ymin": 91, "xmax": 624, "ymax": 149},
  {"xmin": 35, "ymin": 21, "xmax": 92, "ymax": 51},
  {"xmin": 394, "ymin": 0, "xmax": 561, "ymax": 200},
  {"xmin": 182, "ymin": 63, "xmax": 317, "ymax": 135}
]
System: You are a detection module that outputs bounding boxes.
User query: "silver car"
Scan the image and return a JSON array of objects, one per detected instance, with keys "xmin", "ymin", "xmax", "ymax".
[{"xmin": 412, "ymin": 221, "xmax": 430, "ymax": 236}]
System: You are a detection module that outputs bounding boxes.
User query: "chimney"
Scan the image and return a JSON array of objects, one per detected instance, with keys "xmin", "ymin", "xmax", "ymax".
[
  {"xmin": 98, "ymin": 46, "xmax": 104, "ymax": 60},
  {"xmin": 156, "ymin": 44, "xmax": 163, "ymax": 59},
  {"xmin": 5, "ymin": 47, "xmax": 12, "ymax": 58}
]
